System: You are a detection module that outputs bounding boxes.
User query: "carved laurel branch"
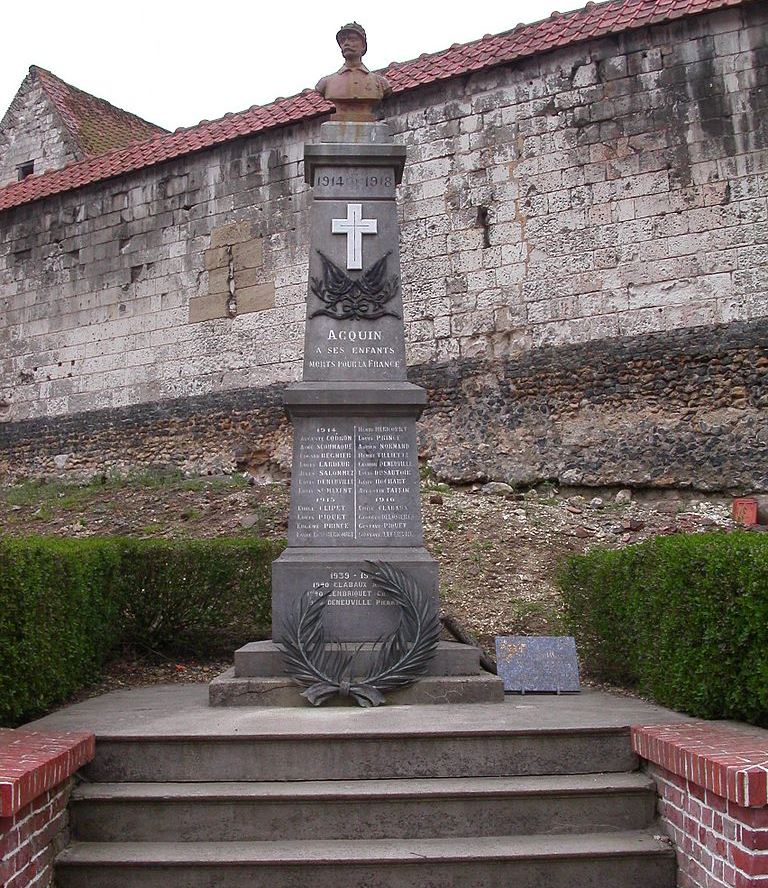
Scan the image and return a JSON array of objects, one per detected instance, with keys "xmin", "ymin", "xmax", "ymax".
[{"xmin": 280, "ymin": 561, "xmax": 441, "ymax": 707}]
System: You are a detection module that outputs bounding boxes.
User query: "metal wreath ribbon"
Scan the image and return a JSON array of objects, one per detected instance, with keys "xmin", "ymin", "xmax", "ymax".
[{"xmin": 280, "ymin": 561, "xmax": 441, "ymax": 707}]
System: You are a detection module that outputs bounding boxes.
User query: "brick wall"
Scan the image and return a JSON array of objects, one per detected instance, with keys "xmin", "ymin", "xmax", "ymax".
[
  {"xmin": 0, "ymin": 75, "xmax": 79, "ymax": 188},
  {"xmin": 633, "ymin": 723, "xmax": 768, "ymax": 888},
  {"xmin": 0, "ymin": 730, "xmax": 94, "ymax": 888},
  {"xmin": 1, "ymin": 2, "xmax": 767, "ymax": 487}
]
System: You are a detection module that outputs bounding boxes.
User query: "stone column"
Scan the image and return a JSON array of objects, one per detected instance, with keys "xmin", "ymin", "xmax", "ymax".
[
  {"xmin": 271, "ymin": 121, "xmax": 438, "ymax": 643},
  {"xmin": 209, "ymin": 122, "xmax": 504, "ymax": 705}
]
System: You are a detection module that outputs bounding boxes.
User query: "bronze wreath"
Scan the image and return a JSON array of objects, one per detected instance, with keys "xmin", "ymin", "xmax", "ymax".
[{"xmin": 280, "ymin": 561, "xmax": 441, "ymax": 707}]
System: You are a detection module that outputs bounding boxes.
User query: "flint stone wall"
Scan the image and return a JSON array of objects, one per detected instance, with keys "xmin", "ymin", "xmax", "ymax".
[{"xmin": 1, "ymin": 3, "xmax": 767, "ymax": 489}]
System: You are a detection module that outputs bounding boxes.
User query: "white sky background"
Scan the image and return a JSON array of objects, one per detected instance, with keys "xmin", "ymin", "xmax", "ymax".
[{"xmin": 1, "ymin": 0, "xmax": 587, "ymax": 132}]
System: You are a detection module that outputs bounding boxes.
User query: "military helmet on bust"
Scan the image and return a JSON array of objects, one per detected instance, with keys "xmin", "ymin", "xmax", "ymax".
[{"xmin": 336, "ymin": 22, "xmax": 367, "ymax": 53}]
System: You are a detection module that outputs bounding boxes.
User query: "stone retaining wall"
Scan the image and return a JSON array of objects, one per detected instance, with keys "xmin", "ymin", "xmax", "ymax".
[
  {"xmin": 0, "ymin": 730, "xmax": 94, "ymax": 888},
  {"xmin": 633, "ymin": 723, "xmax": 768, "ymax": 888}
]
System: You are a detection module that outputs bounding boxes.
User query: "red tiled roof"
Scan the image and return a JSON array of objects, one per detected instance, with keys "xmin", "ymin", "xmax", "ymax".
[
  {"xmin": 0, "ymin": 0, "xmax": 750, "ymax": 213},
  {"xmin": 34, "ymin": 66, "xmax": 168, "ymax": 157}
]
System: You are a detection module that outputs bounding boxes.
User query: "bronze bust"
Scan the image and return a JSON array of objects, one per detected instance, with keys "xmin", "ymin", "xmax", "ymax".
[{"xmin": 315, "ymin": 23, "xmax": 392, "ymax": 122}]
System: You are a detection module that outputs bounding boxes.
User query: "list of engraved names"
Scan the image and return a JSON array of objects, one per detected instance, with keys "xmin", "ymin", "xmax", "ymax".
[{"xmin": 293, "ymin": 420, "xmax": 419, "ymax": 543}]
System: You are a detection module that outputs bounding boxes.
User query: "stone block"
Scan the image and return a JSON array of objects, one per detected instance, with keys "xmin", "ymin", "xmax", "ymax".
[
  {"xmin": 209, "ymin": 668, "xmax": 504, "ymax": 707},
  {"xmin": 210, "ymin": 220, "xmax": 255, "ymax": 248},
  {"xmin": 237, "ymin": 282, "xmax": 275, "ymax": 314},
  {"xmin": 208, "ymin": 266, "xmax": 231, "ymax": 295},
  {"xmin": 204, "ymin": 246, "xmax": 229, "ymax": 270},
  {"xmin": 234, "ymin": 640, "xmax": 481, "ymax": 677},
  {"xmin": 234, "ymin": 267, "xmax": 262, "ymax": 289},
  {"xmin": 232, "ymin": 239, "xmax": 263, "ymax": 271},
  {"xmin": 189, "ymin": 294, "xmax": 228, "ymax": 323}
]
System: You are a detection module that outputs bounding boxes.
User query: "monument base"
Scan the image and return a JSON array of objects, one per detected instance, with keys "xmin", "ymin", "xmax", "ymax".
[
  {"xmin": 208, "ymin": 640, "xmax": 505, "ymax": 707},
  {"xmin": 209, "ymin": 670, "xmax": 505, "ymax": 708}
]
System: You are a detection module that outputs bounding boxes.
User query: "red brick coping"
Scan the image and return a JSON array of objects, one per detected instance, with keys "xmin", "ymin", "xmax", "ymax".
[
  {"xmin": 0, "ymin": 730, "xmax": 94, "ymax": 817},
  {"xmin": 1, "ymin": 730, "xmax": 94, "ymax": 888},
  {"xmin": 633, "ymin": 723, "xmax": 768, "ymax": 888},
  {"xmin": 633, "ymin": 723, "xmax": 768, "ymax": 808}
]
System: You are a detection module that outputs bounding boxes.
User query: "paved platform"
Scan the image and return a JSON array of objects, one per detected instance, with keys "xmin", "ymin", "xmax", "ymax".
[{"xmin": 27, "ymin": 686, "xmax": 693, "ymax": 738}]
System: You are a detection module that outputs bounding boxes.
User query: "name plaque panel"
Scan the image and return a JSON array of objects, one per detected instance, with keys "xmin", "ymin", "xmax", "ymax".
[
  {"xmin": 309, "ymin": 566, "xmax": 398, "ymax": 609},
  {"xmin": 272, "ymin": 549, "xmax": 438, "ymax": 642},
  {"xmin": 289, "ymin": 416, "xmax": 423, "ymax": 547}
]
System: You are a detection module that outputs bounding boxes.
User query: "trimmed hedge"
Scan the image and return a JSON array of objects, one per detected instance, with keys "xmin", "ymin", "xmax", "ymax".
[
  {"xmin": 559, "ymin": 532, "xmax": 768, "ymax": 726},
  {"xmin": 0, "ymin": 536, "xmax": 283, "ymax": 726}
]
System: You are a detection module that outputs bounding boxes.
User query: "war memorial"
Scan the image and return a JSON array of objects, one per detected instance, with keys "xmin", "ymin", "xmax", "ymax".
[
  {"xmin": 2, "ymin": 8, "xmax": 767, "ymax": 887},
  {"xmin": 209, "ymin": 23, "xmax": 502, "ymax": 707}
]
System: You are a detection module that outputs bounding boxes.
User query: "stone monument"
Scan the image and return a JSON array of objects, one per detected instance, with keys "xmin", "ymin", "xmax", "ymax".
[{"xmin": 210, "ymin": 24, "xmax": 504, "ymax": 706}]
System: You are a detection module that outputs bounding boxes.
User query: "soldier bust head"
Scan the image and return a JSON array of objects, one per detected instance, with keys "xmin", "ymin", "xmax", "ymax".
[{"xmin": 315, "ymin": 22, "xmax": 392, "ymax": 122}]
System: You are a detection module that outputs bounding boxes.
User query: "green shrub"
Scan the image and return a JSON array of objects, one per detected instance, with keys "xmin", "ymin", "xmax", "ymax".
[
  {"xmin": 559, "ymin": 532, "xmax": 768, "ymax": 726},
  {"xmin": 0, "ymin": 536, "xmax": 283, "ymax": 726},
  {"xmin": 116, "ymin": 538, "xmax": 280, "ymax": 655}
]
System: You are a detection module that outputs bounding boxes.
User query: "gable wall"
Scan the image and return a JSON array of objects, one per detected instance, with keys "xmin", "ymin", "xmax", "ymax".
[
  {"xmin": 0, "ymin": 78, "xmax": 80, "ymax": 188},
  {"xmin": 1, "ymin": 2, "xmax": 767, "ymax": 489}
]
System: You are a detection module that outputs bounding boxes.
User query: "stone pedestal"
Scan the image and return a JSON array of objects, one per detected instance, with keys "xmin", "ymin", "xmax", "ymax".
[{"xmin": 210, "ymin": 121, "xmax": 503, "ymax": 706}]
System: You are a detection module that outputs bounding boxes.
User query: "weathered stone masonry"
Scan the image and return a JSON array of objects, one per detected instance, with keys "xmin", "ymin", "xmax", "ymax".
[
  {"xmin": 0, "ymin": 77, "xmax": 79, "ymax": 188},
  {"xmin": 1, "ymin": 3, "xmax": 767, "ymax": 490},
  {"xmin": 3, "ymin": 320, "xmax": 766, "ymax": 491}
]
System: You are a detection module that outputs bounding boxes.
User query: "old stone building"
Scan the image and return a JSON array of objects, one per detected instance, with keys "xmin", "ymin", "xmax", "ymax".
[
  {"xmin": 1, "ymin": 0, "xmax": 766, "ymax": 491},
  {"xmin": 0, "ymin": 66, "xmax": 167, "ymax": 188}
]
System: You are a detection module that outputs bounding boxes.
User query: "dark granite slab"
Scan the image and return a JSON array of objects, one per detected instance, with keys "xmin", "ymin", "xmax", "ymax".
[
  {"xmin": 272, "ymin": 547, "xmax": 438, "ymax": 643},
  {"xmin": 495, "ymin": 637, "xmax": 581, "ymax": 694}
]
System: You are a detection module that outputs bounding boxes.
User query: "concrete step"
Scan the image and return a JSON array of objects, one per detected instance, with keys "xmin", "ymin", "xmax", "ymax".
[
  {"xmin": 85, "ymin": 727, "xmax": 637, "ymax": 781},
  {"xmin": 70, "ymin": 772, "xmax": 657, "ymax": 841},
  {"xmin": 55, "ymin": 831, "xmax": 677, "ymax": 888}
]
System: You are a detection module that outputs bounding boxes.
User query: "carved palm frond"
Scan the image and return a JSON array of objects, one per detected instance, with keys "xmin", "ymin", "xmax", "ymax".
[
  {"xmin": 309, "ymin": 251, "xmax": 401, "ymax": 321},
  {"xmin": 318, "ymin": 251, "xmax": 355, "ymax": 296},
  {"xmin": 359, "ymin": 250, "xmax": 392, "ymax": 295}
]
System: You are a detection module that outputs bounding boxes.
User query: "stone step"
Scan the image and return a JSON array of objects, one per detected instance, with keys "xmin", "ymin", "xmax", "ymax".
[
  {"xmin": 70, "ymin": 773, "xmax": 656, "ymax": 842},
  {"xmin": 55, "ymin": 831, "xmax": 676, "ymax": 888},
  {"xmin": 233, "ymin": 639, "xmax": 482, "ymax": 677},
  {"xmin": 85, "ymin": 727, "xmax": 637, "ymax": 782}
]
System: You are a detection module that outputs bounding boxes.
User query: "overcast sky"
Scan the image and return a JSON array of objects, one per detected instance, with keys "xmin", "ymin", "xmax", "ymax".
[{"xmin": 1, "ymin": 0, "xmax": 587, "ymax": 132}]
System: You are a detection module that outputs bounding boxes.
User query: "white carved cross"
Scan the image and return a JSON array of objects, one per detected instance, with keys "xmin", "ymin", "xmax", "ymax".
[{"xmin": 331, "ymin": 203, "xmax": 377, "ymax": 270}]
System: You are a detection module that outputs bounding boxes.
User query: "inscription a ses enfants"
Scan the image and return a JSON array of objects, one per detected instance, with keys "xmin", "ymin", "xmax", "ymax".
[{"xmin": 308, "ymin": 328, "xmax": 400, "ymax": 371}]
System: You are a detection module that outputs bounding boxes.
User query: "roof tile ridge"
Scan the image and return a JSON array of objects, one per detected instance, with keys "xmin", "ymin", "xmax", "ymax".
[
  {"xmin": 379, "ymin": 0, "xmax": 628, "ymax": 79},
  {"xmin": 0, "ymin": 0, "xmax": 749, "ymax": 213},
  {"xmin": 165, "ymin": 87, "xmax": 327, "ymax": 138},
  {"xmin": 32, "ymin": 65, "xmax": 169, "ymax": 137},
  {"xmin": 0, "ymin": 88, "xmax": 330, "ymax": 209}
]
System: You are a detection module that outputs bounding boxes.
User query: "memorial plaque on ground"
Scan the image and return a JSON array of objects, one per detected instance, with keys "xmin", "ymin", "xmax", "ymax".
[{"xmin": 495, "ymin": 636, "xmax": 581, "ymax": 694}]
